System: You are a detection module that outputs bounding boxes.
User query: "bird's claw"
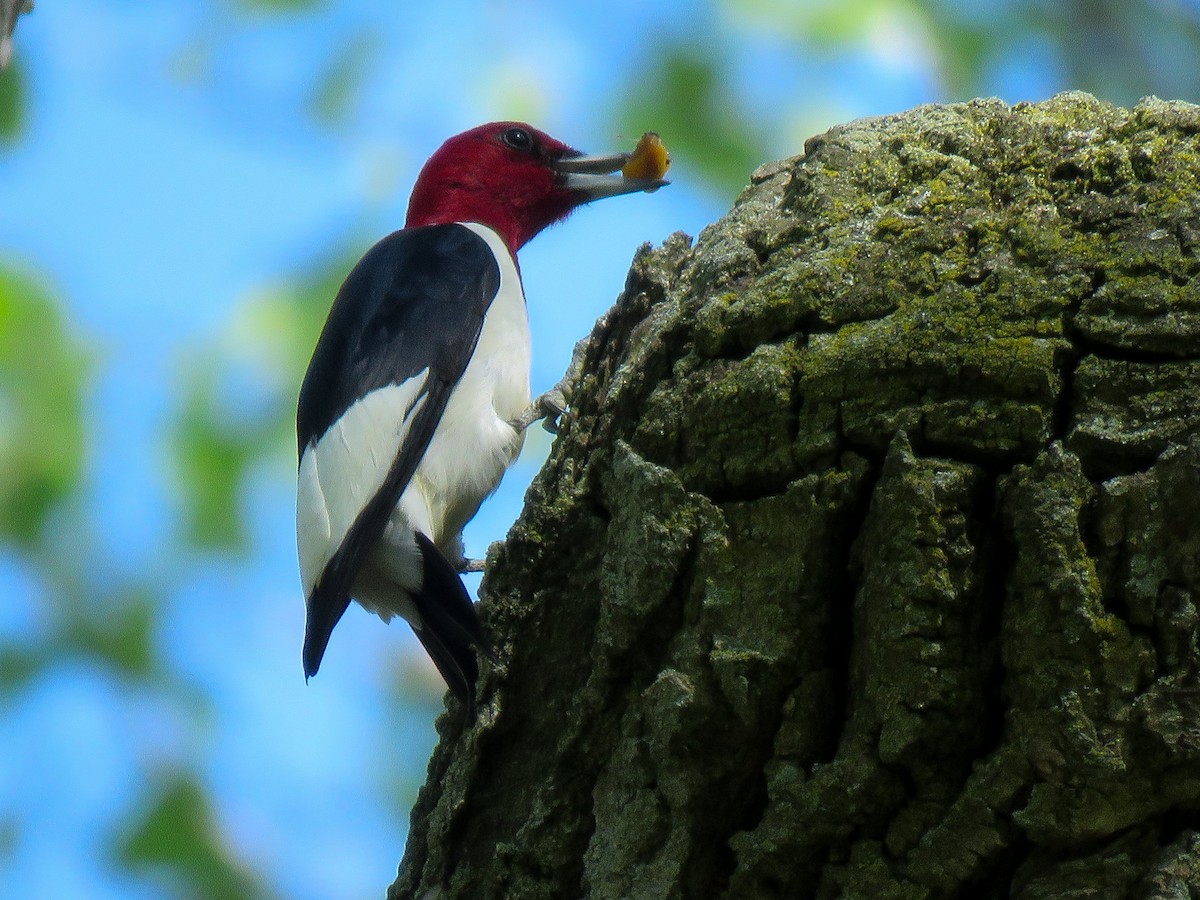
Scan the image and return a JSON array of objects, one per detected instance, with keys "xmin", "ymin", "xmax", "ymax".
[
  {"xmin": 537, "ymin": 388, "xmax": 567, "ymax": 434},
  {"xmin": 509, "ymin": 384, "xmax": 571, "ymax": 434},
  {"xmin": 508, "ymin": 336, "xmax": 588, "ymax": 434}
]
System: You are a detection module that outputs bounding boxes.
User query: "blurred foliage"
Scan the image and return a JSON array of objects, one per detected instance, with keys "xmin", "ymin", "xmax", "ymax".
[
  {"xmin": 0, "ymin": 57, "xmax": 24, "ymax": 142},
  {"xmin": 172, "ymin": 242, "xmax": 362, "ymax": 550},
  {"xmin": 232, "ymin": 0, "xmax": 324, "ymax": 15},
  {"xmin": 618, "ymin": 46, "xmax": 769, "ymax": 196},
  {"xmin": 0, "ymin": 643, "xmax": 42, "ymax": 690},
  {"xmin": 0, "ymin": 265, "xmax": 87, "ymax": 545},
  {"xmin": 624, "ymin": 0, "xmax": 1200, "ymax": 195},
  {"xmin": 0, "ymin": 815, "xmax": 15, "ymax": 858},
  {"xmin": 119, "ymin": 776, "xmax": 271, "ymax": 900},
  {"xmin": 175, "ymin": 369, "xmax": 279, "ymax": 550},
  {"xmin": 308, "ymin": 29, "xmax": 381, "ymax": 127},
  {"xmin": 63, "ymin": 589, "xmax": 159, "ymax": 677},
  {"xmin": 727, "ymin": 0, "xmax": 1200, "ymax": 102}
]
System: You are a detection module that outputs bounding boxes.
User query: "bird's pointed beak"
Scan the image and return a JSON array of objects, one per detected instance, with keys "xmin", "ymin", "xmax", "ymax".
[{"xmin": 554, "ymin": 150, "xmax": 669, "ymax": 200}]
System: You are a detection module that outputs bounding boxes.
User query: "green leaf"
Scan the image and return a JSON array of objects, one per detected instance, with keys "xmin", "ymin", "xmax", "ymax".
[
  {"xmin": 119, "ymin": 777, "xmax": 269, "ymax": 900},
  {"xmin": 0, "ymin": 264, "xmax": 89, "ymax": 545},
  {"xmin": 173, "ymin": 368, "xmax": 263, "ymax": 551},
  {"xmin": 64, "ymin": 590, "xmax": 158, "ymax": 678},
  {"xmin": 0, "ymin": 645, "xmax": 46, "ymax": 690},
  {"xmin": 308, "ymin": 30, "xmax": 379, "ymax": 127},
  {"xmin": 0, "ymin": 57, "xmax": 26, "ymax": 143}
]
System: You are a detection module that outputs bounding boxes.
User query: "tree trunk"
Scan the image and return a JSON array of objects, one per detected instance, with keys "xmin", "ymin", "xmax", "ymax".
[{"xmin": 389, "ymin": 92, "xmax": 1200, "ymax": 900}]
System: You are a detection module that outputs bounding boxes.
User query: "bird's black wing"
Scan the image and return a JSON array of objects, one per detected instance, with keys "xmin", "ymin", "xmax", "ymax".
[
  {"xmin": 297, "ymin": 223, "xmax": 499, "ymax": 451},
  {"xmin": 297, "ymin": 223, "xmax": 500, "ymax": 687}
]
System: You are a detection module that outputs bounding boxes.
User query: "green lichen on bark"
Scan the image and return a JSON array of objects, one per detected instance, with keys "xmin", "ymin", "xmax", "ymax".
[{"xmin": 390, "ymin": 93, "xmax": 1200, "ymax": 899}]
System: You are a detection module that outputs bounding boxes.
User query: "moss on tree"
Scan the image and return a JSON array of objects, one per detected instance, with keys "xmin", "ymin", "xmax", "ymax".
[{"xmin": 391, "ymin": 93, "xmax": 1200, "ymax": 899}]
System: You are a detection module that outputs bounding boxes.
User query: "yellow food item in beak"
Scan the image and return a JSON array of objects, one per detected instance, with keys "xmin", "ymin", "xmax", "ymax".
[{"xmin": 622, "ymin": 132, "xmax": 671, "ymax": 181}]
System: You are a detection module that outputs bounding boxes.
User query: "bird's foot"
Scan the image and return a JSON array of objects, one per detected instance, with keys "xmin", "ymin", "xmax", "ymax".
[
  {"xmin": 508, "ymin": 337, "xmax": 588, "ymax": 435},
  {"xmin": 509, "ymin": 387, "xmax": 568, "ymax": 435}
]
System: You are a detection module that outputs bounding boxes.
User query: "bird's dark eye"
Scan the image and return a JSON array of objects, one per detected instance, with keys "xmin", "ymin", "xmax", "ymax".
[{"xmin": 500, "ymin": 127, "xmax": 534, "ymax": 152}]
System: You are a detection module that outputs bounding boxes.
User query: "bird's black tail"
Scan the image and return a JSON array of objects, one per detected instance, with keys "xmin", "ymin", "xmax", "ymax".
[
  {"xmin": 303, "ymin": 590, "xmax": 351, "ymax": 680},
  {"xmin": 410, "ymin": 531, "xmax": 494, "ymax": 711}
]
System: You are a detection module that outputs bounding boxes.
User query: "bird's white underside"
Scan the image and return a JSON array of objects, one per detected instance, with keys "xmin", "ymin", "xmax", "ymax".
[{"xmin": 296, "ymin": 222, "xmax": 531, "ymax": 626}]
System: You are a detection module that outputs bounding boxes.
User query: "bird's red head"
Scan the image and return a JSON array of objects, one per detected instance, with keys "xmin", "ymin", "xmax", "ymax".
[{"xmin": 405, "ymin": 122, "xmax": 666, "ymax": 252}]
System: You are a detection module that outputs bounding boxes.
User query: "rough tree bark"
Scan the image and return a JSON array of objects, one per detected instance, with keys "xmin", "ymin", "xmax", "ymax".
[{"xmin": 389, "ymin": 92, "xmax": 1200, "ymax": 899}]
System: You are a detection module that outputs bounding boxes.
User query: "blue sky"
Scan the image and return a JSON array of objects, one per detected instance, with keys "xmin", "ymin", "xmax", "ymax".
[{"xmin": 0, "ymin": 0, "xmax": 1070, "ymax": 897}]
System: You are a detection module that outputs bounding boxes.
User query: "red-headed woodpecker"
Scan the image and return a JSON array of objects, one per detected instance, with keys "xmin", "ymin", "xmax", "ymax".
[{"xmin": 296, "ymin": 122, "xmax": 667, "ymax": 707}]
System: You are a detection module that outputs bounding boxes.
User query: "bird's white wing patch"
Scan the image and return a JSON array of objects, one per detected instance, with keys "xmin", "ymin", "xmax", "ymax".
[{"xmin": 296, "ymin": 372, "xmax": 429, "ymax": 597}]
